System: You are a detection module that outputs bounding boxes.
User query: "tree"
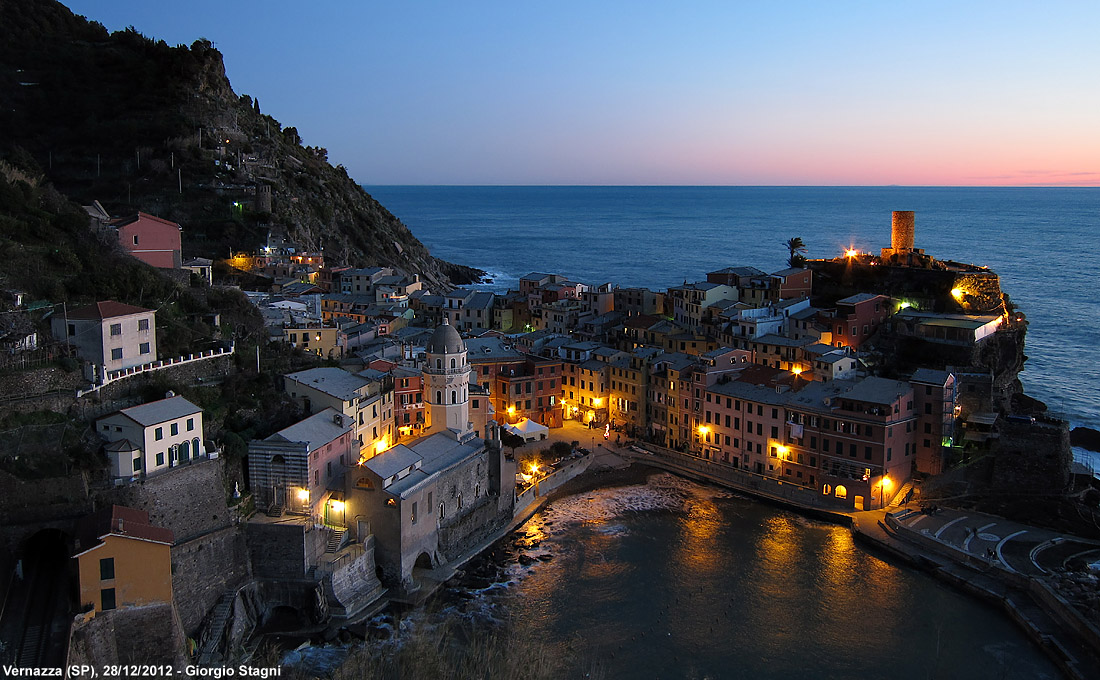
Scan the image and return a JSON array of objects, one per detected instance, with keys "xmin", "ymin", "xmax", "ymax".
[
  {"xmin": 785, "ymin": 237, "xmax": 807, "ymax": 268},
  {"xmin": 500, "ymin": 430, "xmax": 525, "ymax": 458}
]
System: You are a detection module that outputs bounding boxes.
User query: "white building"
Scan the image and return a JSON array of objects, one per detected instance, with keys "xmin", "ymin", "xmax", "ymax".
[
  {"xmin": 96, "ymin": 395, "xmax": 206, "ymax": 480},
  {"xmin": 52, "ymin": 301, "xmax": 157, "ymax": 379}
]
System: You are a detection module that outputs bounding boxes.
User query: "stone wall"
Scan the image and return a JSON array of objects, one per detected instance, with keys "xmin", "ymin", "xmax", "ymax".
[
  {"xmin": 171, "ymin": 526, "xmax": 251, "ymax": 635},
  {"xmin": 245, "ymin": 521, "xmax": 326, "ymax": 579},
  {"xmin": 437, "ymin": 495, "xmax": 509, "ymax": 563},
  {"xmin": 0, "ymin": 469, "xmax": 91, "ymax": 527},
  {"xmin": 992, "ymin": 421, "xmax": 1072, "ymax": 494},
  {"xmin": 103, "ymin": 458, "xmax": 230, "ymax": 542},
  {"xmin": 66, "ymin": 602, "xmax": 188, "ymax": 668},
  {"xmin": 0, "ymin": 364, "xmax": 84, "ymax": 400},
  {"xmin": 326, "ymin": 539, "xmax": 384, "ymax": 619}
]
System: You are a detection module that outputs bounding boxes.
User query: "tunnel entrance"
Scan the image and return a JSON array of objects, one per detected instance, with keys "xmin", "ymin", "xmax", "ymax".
[{"xmin": 0, "ymin": 529, "xmax": 73, "ymax": 666}]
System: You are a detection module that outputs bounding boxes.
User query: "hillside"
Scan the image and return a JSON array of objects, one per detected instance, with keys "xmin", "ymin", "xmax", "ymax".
[{"xmin": 0, "ymin": 0, "xmax": 481, "ymax": 290}]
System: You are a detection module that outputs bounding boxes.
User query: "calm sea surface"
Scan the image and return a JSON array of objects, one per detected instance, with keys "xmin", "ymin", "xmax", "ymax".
[
  {"xmin": 398, "ymin": 475, "xmax": 1061, "ymax": 679},
  {"xmin": 367, "ymin": 185, "xmax": 1100, "ymax": 448}
]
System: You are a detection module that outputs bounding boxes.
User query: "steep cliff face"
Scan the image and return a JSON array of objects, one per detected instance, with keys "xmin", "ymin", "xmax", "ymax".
[{"xmin": 0, "ymin": 0, "xmax": 481, "ymax": 290}]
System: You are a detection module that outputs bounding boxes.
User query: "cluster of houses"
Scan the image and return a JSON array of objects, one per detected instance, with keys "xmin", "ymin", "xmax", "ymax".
[{"xmin": 66, "ymin": 211, "xmax": 1016, "ymax": 618}]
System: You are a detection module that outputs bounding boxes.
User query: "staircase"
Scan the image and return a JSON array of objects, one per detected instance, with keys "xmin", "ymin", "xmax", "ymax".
[
  {"xmin": 888, "ymin": 481, "xmax": 916, "ymax": 509},
  {"xmin": 265, "ymin": 504, "xmax": 283, "ymax": 518},
  {"xmin": 325, "ymin": 528, "xmax": 347, "ymax": 554},
  {"xmin": 197, "ymin": 593, "xmax": 234, "ymax": 665}
]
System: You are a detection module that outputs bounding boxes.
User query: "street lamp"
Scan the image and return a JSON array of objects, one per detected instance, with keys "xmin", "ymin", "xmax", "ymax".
[{"xmin": 879, "ymin": 474, "xmax": 893, "ymax": 509}]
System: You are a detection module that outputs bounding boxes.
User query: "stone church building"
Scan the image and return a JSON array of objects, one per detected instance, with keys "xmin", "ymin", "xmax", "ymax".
[{"xmin": 345, "ymin": 319, "xmax": 515, "ymax": 591}]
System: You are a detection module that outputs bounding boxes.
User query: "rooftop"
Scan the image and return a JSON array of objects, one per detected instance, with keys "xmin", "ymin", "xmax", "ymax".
[
  {"xmin": 115, "ymin": 395, "xmax": 202, "ymax": 427},
  {"xmin": 268, "ymin": 408, "xmax": 349, "ymax": 452},
  {"xmin": 75, "ymin": 505, "xmax": 174, "ymax": 557},
  {"xmin": 837, "ymin": 292, "xmax": 887, "ymax": 306},
  {"xmin": 285, "ymin": 367, "xmax": 369, "ymax": 401},
  {"xmin": 68, "ymin": 300, "xmax": 153, "ymax": 320}
]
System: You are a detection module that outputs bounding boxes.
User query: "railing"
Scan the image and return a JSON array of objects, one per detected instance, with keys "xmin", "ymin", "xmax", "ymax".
[
  {"xmin": 77, "ymin": 343, "xmax": 235, "ymax": 397},
  {"xmin": 629, "ymin": 443, "xmax": 851, "ymax": 512}
]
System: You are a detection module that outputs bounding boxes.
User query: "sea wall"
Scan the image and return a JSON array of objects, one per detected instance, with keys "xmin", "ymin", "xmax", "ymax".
[{"xmin": 66, "ymin": 603, "xmax": 188, "ymax": 668}]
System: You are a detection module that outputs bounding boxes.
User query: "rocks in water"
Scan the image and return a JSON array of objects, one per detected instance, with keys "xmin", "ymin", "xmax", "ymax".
[
  {"xmin": 518, "ymin": 554, "xmax": 536, "ymax": 566},
  {"xmin": 537, "ymin": 554, "xmax": 554, "ymax": 562},
  {"xmin": 1070, "ymin": 427, "xmax": 1100, "ymax": 452}
]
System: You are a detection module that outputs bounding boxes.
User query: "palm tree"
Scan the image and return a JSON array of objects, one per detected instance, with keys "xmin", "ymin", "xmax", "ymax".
[{"xmin": 785, "ymin": 237, "xmax": 807, "ymax": 268}]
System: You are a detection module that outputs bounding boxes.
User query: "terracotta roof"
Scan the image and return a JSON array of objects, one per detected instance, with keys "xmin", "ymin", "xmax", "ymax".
[
  {"xmin": 67, "ymin": 301, "xmax": 153, "ymax": 320},
  {"xmin": 110, "ymin": 212, "xmax": 182, "ymax": 230},
  {"xmin": 75, "ymin": 505, "xmax": 174, "ymax": 556}
]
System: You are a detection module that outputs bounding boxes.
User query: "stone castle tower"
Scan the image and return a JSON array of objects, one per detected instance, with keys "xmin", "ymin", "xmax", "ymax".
[
  {"xmin": 881, "ymin": 210, "xmax": 925, "ymax": 262},
  {"xmin": 424, "ymin": 318, "xmax": 471, "ymax": 438}
]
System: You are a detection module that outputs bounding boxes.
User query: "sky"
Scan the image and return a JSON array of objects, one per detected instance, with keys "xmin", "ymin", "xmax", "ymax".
[{"xmin": 63, "ymin": 1, "xmax": 1100, "ymax": 186}]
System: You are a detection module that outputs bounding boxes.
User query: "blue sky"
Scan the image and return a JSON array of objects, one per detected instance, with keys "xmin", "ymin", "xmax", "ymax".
[{"xmin": 63, "ymin": 1, "xmax": 1100, "ymax": 186}]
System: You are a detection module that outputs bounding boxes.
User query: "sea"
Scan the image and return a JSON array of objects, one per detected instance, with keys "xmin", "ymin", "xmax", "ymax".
[
  {"xmin": 366, "ymin": 185, "xmax": 1100, "ymax": 470},
  {"xmin": 349, "ymin": 474, "xmax": 1063, "ymax": 680}
]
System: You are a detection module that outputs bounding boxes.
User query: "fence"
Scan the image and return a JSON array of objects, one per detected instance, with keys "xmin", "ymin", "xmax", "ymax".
[
  {"xmin": 76, "ymin": 343, "xmax": 235, "ymax": 397},
  {"xmin": 0, "ymin": 344, "xmax": 73, "ymax": 372}
]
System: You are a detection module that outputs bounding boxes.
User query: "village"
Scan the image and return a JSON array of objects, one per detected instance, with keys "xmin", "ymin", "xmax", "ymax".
[{"xmin": 0, "ymin": 207, "xmax": 1088, "ymax": 671}]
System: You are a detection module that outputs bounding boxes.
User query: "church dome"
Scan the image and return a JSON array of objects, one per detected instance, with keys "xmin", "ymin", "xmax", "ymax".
[{"xmin": 427, "ymin": 318, "xmax": 465, "ymax": 354}]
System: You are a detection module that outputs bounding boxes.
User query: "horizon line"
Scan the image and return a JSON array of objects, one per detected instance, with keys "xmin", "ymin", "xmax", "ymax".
[{"xmin": 359, "ymin": 183, "xmax": 1100, "ymax": 189}]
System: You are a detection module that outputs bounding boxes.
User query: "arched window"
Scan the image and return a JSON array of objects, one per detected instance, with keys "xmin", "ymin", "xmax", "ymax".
[
  {"xmin": 436, "ymin": 359, "xmax": 442, "ymax": 369},
  {"xmin": 180, "ymin": 440, "xmax": 190, "ymax": 462},
  {"xmin": 450, "ymin": 358, "xmax": 456, "ymax": 369},
  {"xmin": 438, "ymin": 502, "xmax": 445, "ymax": 520},
  {"xmin": 475, "ymin": 483, "xmax": 481, "ymax": 498},
  {"xmin": 451, "ymin": 390, "xmax": 457, "ymax": 404},
  {"xmin": 192, "ymin": 438, "xmax": 200, "ymax": 456},
  {"xmin": 835, "ymin": 485, "xmax": 848, "ymax": 499},
  {"xmin": 436, "ymin": 390, "xmax": 442, "ymax": 404}
]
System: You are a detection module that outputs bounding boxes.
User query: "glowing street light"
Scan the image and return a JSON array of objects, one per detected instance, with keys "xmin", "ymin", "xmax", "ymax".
[
  {"xmin": 845, "ymin": 248, "xmax": 858, "ymax": 258},
  {"xmin": 879, "ymin": 474, "xmax": 893, "ymax": 508},
  {"xmin": 951, "ymin": 288, "xmax": 965, "ymax": 301}
]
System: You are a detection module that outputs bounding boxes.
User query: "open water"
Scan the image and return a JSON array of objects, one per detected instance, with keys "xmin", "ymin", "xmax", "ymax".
[
  {"xmin": 367, "ymin": 186, "xmax": 1100, "ymax": 467},
  {"xmin": 380, "ymin": 474, "xmax": 1061, "ymax": 679}
]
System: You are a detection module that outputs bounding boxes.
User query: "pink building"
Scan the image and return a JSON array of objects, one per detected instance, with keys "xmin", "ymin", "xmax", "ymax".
[
  {"xmin": 112, "ymin": 213, "xmax": 182, "ymax": 269},
  {"xmin": 697, "ymin": 374, "xmax": 916, "ymax": 510},
  {"xmin": 825, "ymin": 293, "xmax": 892, "ymax": 350}
]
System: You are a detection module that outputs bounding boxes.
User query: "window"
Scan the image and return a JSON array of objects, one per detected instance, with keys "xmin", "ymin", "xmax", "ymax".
[
  {"xmin": 154, "ymin": 427, "xmax": 163, "ymax": 441},
  {"xmin": 170, "ymin": 423, "xmax": 178, "ymax": 436},
  {"xmin": 138, "ymin": 318, "xmax": 150, "ymax": 331},
  {"xmin": 156, "ymin": 452, "xmax": 165, "ymax": 466},
  {"xmin": 111, "ymin": 348, "xmax": 123, "ymax": 361},
  {"xmin": 101, "ymin": 588, "xmax": 116, "ymax": 611},
  {"xmin": 68, "ymin": 323, "xmax": 76, "ymax": 337},
  {"xmin": 100, "ymin": 558, "xmax": 115, "ymax": 580},
  {"xmin": 109, "ymin": 323, "xmax": 122, "ymax": 336},
  {"xmin": 187, "ymin": 418, "xmax": 194, "ymax": 431},
  {"xmin": 139, "ymin": 342, "xmax": 150, "ymax": 355},
  {"xmin": 411, "ymin": 502, "xmax": 418, "ymax": 524},
  {"xmin": 472, "ymin": 399, "xmax": 479, "ymax": 408},
  {"xmin": 439, "ymin": 502, "xmax": 445, "ymax": 520}
]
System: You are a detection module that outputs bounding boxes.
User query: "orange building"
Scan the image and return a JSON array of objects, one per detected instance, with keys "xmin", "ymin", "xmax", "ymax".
[{"xmin": 73, "ymin": 506, "xmax": 174, "ymax": 614}]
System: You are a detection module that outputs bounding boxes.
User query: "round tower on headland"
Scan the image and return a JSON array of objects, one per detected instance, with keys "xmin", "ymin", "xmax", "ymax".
[
  {"xmin": 891, "ymin": 211, "xmax": 915, "ymax": 252},
  {"xmin": 424, "ymin": 318, "xmax": 471, "ymax": 437}
]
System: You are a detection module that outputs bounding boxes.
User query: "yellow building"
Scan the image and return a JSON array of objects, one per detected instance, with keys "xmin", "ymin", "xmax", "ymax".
[
  {"xmin": 74, "ymin": 506, "xmax": 174, "ymax": 614},
  {"xmin": 284, "ymin": 324, "xmax": 341, "ymax": 358}
]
